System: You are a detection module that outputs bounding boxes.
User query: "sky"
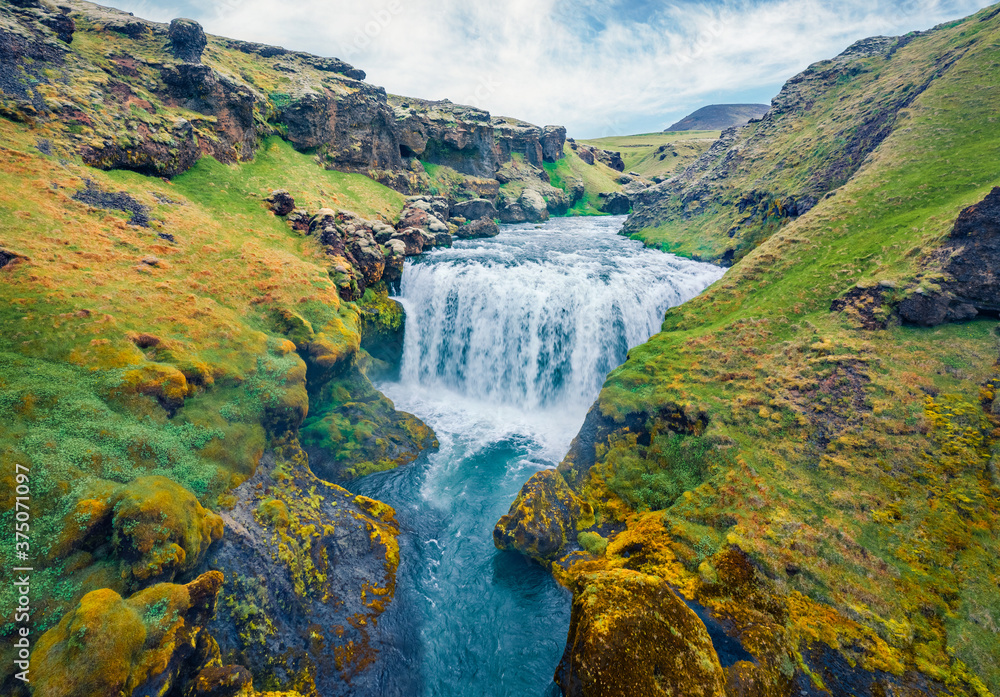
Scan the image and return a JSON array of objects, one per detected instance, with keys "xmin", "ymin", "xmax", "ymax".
[{"xmin": 103, "ymin": 0, "xmax": 991, "ymax": 138}]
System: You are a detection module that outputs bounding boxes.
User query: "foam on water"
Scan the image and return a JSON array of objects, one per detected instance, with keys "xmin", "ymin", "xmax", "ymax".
[{"xmin": 349, "ymin": 215, "xmax": 724, "ymax": 697}]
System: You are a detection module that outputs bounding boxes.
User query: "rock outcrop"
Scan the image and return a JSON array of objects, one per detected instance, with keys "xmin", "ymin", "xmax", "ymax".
[
  {"xmin": 393, "ymin": 195, "xmax": 454, "ymax": 249},
  {"xmin": 390, "ymin": 96, "xmax": 499, "ymax": 177},
  {"xmin": 278, "ymin": 84, "xmax": 402, "ymax": 171},
  {"xmin": 568, "ymin": 141, "xmax": 625, "ymax": 171},
  {"xmin": 601, "ymin": 191, "xmax": 631, "ymax": 215},
  {"xmin": 205, "ymin": 441, "xmax": 404, "ymax": 697},
  {"xmin": 33, "ymin": 572, "xmax": 235, "ymax": 697},
  {"xmin": 308, "ymin": 208, "xmax": 395, "ymax": 299},
  {"xmin": 897, "ymin": 187, "xmax": 1000, "ymax": 325},
  {"xmin": 492, "ymin": 116, "xmax": 561, "ymax": 167},
  {"xmin": 168, "ymin": 18, "xmax": 207, "ymax": 63}
]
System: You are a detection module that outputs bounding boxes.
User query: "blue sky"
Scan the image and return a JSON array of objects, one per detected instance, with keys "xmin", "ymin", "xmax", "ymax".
[{"xmin": 104, "ymin": 0, "xmax": 991, "ymax": 138}]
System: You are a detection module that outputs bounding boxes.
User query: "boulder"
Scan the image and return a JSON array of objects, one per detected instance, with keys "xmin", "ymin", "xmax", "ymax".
[
  {"xmin": 545, "ymin": 189, "xmax": 570, "ymax": 215},
  {"xmin": 168, "ymin": 18, "xmax": 207, "ymax": 63},
  {"xmin": 391, "ymin": 228, "xmax": 426, "ymax": 256},
  {"xmin": 570, "ymin": 180, "xmax": 585, "ymax": 203},
  {"xmin": 498, "ymin": 199, "xmax": 528, "ymax": 224},
  {"xmin": 597, "ymin": 149, "xmax": 626, "ymax": 171},
  {"xmin": 601, "ymin": 191, "xmax": 631, "ymax": 215},
  {"xmin": 382, "ymin": 240, "xmax": 406, "ymax": 285},
  {"xmin": 33, "ymin": 572, "xmax": 230, "ymax": 697},
  {"xmin": 493, "ymin": 469, "xmax": 593, "ymax": 560},
  {"xmin": 519, "ymin": 188, "xmax": 549, "ymax": 222},
  {"xmin": 456, "ymin": 217, "xmax": 500, "ymax": 239},
  {"xmin": 451, "ymin": 198, "xmax": 498, "ymax": 221},
  {"xmin": 264, "ymin": 189, "xmax": 295, "ymax": 216},
  {"xmin": 555, "ymin": 569, "xmax": 727, "ymax": 697}
]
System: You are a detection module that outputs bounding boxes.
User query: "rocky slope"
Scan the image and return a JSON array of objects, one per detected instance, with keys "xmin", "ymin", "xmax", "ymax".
[
  {"xmin": 665, "ymin": 103, "xmax": 771, "ymax": 132},
  {"xmin": 498, "ymin": 5, "xmax": 1000, "ymax": 696},
  {"xmin": 624, "ymin": 22, "xmax": 1000, "ymax": 264}
]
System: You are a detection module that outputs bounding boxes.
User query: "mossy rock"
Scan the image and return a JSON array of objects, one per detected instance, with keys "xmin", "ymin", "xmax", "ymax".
[
  {"xmin": 493, "ymin": 469, "xmax": 595, "ymax": 561},
  {"xmin": 32, "ymin": 571, "xmax": 225, "ymax": 697},
  {"xmin": 556, "ymin": 569, "xmax": 726, "ymax": 697}
]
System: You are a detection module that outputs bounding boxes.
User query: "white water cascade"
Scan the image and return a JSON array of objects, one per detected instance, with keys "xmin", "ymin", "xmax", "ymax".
[{"xmin": 396, "ymin": 215, "xmax": 725, "ymax": 418}]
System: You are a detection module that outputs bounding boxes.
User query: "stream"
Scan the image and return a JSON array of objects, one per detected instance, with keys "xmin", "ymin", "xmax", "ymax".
[{"xmin": 347, "ymin": 215, "xmax": 725, "ymax": 696}]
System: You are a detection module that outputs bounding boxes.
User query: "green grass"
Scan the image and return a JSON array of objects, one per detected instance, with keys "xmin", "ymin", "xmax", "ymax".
[
  {"xmin": 170, "ymin": 137, "xmax": 404, "ymax": 222},
  {"xmin": 578, "ymin": 131, "xmax": 718, "ymax": 179},
  {"xmin": 543, "ymin": 144, "xmax": 624, "ymax": 215}
]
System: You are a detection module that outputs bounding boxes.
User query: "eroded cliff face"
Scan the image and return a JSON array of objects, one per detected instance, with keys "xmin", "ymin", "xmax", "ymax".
[{"xmin": 390, "ymin": 96, "xmax": 498, "ymax": 177}]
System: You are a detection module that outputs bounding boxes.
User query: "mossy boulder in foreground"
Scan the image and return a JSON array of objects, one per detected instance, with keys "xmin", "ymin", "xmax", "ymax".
[{"xmin": 556, "ymin": 569, "xmax": 727, "ymax": 697}]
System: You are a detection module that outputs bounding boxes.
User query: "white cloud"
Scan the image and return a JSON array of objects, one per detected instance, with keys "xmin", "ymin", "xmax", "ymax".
[{"xmin": 106, "ymin": 0, "xmax": 990, "ymax": 137}]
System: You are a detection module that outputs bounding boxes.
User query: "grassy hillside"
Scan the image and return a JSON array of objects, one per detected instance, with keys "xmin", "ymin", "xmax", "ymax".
[
  {"xmin": 624, "ymin": 15, "xmax": 1000, "ymax": 265},
  {"xmin": 0, "ymin": 110, "xmax": 419, "ymax": 695},
  {"xmin": 543, "ymin": 144, "xmax": 625, "ymax": 215},
  {"xmin": 498, "ymin": 5, "xmax": 1000, "ymax": 695},
  {"xmin": 578, "ymin": 131, "xmax": 719, "ymax": 180}
]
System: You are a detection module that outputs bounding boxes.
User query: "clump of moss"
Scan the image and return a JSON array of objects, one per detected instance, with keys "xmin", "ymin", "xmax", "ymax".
[
  {"xmin": 32, "ymin": 571, "xmax": 225, "ymax": 697},
  {"xmin": 577, "ymin": 531, "xmax": 608, "ymax": 556}
]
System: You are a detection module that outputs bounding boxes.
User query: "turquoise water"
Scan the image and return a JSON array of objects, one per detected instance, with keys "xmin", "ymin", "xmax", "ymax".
[{"xmin": 347, "ymin": 216, "xmax": 724, "ymax": 696}]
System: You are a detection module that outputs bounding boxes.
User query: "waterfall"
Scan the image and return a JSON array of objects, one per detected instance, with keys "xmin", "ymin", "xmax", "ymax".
[
  {"xmin": 354, "ymin": 215, "xmax": 726, "ymax": 697},
  {"xmin": 395, "ymin": 216, "xmax": 725, "ymax": 413}
]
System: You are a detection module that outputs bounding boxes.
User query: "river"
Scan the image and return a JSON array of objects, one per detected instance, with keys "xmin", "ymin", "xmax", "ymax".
[{"xmin": 347, "ymin": 214, "xmax": 724, "ymax": 696}]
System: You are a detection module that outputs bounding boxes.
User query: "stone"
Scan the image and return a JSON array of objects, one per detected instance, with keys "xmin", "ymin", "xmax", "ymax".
[
  {"xmin": 519, "ymin": 188, "xmax": 549, "ymax": 222},
  {"xmin": 498, "ymin": 199, "xmax": 527, "ymax": 224},
  {"xmin": 601, "ymin": 191, "xmax": 631, "ymax": 215},
  {"xmin": 897, "ymin": 187, "xmax": 1000, "ymax": 325},
  {"xmin": 33, "ymin": 572, "xmax": 228, "ymax": 697},
  {"xmin": 456, "ymin": 217, "xmax": 500, "ymax": 240},
  {"xmin": 169, "ymin": 18, "xmax": 207, "ymax": 63},
  {"xmin": 555, "ymin": 569, "xmax": 727, "ymax": 697},
  {"xmin": 493, "ymin": 469, "xmax": 593, "ymax": 560},
  {"xmin": 541, "ymin": 125, "xmax": 567, "ymax": 162},
  {"xmin": 264, "ymin": 189, "xmax": 295, "ymax": 216},
  {"xmin": 391, "ymin": 228, "xmax": 426, "ymax": 256},
  {"xmin": 451, "ymin": 198, "xmax": 497, "ymax": 221},
  {"xmin": 41, "ymin": 10, "xmax": 75, "ymax": 44}
]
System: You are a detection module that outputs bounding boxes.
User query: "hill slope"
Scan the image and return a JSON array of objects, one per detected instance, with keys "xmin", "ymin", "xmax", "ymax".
[
  {"xmin": 496, "ymin": 5, "xmax": 1000, "ymax": 696},
  {"xmin": 665, "ymin": 103, "xmax": 771, "ymax": 131}
]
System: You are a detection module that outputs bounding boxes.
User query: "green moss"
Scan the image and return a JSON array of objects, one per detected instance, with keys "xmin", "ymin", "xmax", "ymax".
[{"xmin": 577, "ymin": 531, "xmax": 608, "ymax": 556}]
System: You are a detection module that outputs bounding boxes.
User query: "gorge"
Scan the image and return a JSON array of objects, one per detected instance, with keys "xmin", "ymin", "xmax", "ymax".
[{"xmin": 1, "ymin": 1, "xmax": 999, "ymax": 696}]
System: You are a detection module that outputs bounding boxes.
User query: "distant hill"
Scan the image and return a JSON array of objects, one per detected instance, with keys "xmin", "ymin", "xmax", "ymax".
[{"xmin": 665, "ymin": 103, "xmax": 770, "ymax": 131}]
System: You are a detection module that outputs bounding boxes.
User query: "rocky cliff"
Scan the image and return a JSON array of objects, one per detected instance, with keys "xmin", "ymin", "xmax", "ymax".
[{"xmin": 498, "ymin": 5, "xmax": 1000, "ymax": 696}]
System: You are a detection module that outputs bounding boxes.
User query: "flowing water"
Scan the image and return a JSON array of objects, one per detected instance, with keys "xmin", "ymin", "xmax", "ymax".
[{"xmin": 348, "ymin": 215, "xmax": 725, "ymax": 696}]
